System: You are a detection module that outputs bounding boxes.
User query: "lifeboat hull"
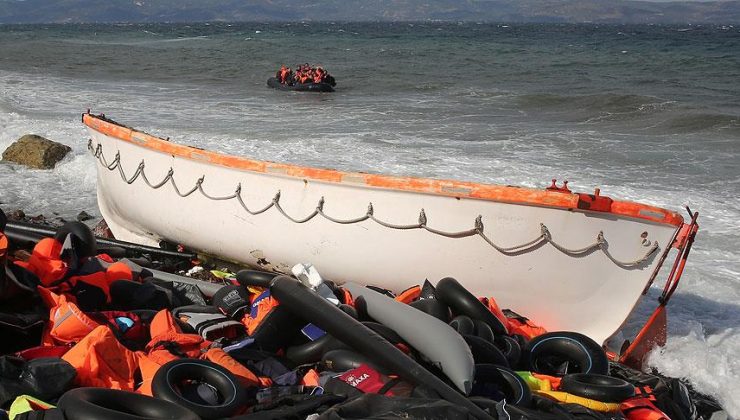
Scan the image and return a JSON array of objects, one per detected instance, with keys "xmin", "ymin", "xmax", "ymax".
[{"xmin": 84, "ymin": 113, "xmax": 683, "ymax": 344}]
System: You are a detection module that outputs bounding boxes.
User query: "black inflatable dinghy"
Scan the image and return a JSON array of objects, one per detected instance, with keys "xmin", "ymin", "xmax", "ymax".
[{"xmin": 267, "ymin": 77, "xmax": 334, "ymax": 92}]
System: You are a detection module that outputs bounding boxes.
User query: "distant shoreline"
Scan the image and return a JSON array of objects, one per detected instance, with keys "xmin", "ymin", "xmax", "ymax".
[{"xmin": 1, "ymin": 0, "xmax": 740, "ymax": 25}]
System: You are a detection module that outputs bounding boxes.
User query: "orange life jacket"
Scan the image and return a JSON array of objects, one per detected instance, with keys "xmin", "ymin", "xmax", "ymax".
[
  {"xmin": 395, "ymin": 285, "xmax": 421, "ymax": 304},
  {"xmin": 0, "ymin": 232, "xmax": 8, "ymax": 262},
  {"xmin": 203, "ymin": 348, "xmax": 270, "ymax": 387},
  {"xmin": 479, "ymin": 296, "xmax": 510, "ymax": 333},
  {"xmin": 301, "ymin": 368, "xmax": 320, "ymax": 387},
  {"xmin": 18, "ymin": 238, "xmax": 133, "ymax": 303},
  {"xmin": 62, "ymin": 325, "xmax": 142, "ymax": 391},
  {"xmin": 241, "ymin": 290, "xmax": 280, "ymax": 335},
  {"xmin": 14, "ymin": 238, "xmax": 66, "ymax": 286},
  {"xmin": 137, "ymin": 310, "xmax": 211, "ymax": 395},
  {"xmin": 39, "ymin": 288, "xmax": 99, "ymax": 345},
  {"xmin": 619, "ymin": 386, "xmax": 670, "ymax": 420}
]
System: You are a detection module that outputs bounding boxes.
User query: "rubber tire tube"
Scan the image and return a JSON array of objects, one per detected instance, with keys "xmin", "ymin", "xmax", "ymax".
[
  {"xmin": 58, "ymin": 387, "xmax": 200, "ymax": 420},
  {"xmin": 352, "ymin": 296, "xmax": 376, "ymax": 322},
  {"xmin": 472, "ymin": 364, "xmax": 532, "ymax": 407},
  {"xmin": 435, "ymin": 277, "xmax": 508, "ymax": 335},
  {"xmin": 409, "ymin": 298, "xmax": 451, "ymax": 322},
  {"xmin": 449, "ymin": 315, "xmax": 476, "ymax": 336},
  {"xmin": 235, "ymin": 269, "xmax": 276, "ymax": 288},
  {"xmin": 521, "ymin": 331, "xmax": 609, "ymax": 376},
  {"xmin": 152, "ymin": 358, "xmax": 246, "ymax": 419},
  {"xmin": 464, "ymin": 335, "xmax": 509, "ymax": 367},
  {"xmin": 338, "ymin": 304, "xmax": 358, "ymax": 319},
  {"xmin": 494, "ymin": 335, "xmax": 522, "ymax": 367},
  {"xmin": 473, "ymin": 319, "xmax": 495, "ymax": 343},
  {"xmin": 322, "ymin": 349, "xmax": 387, "ymax": 374},
  {"xmin": 249, "ymin": 305, "xmax": 306, "ymax": 352},
  {"xmin": 54, "ymin": 221, "xmax": 97, "ymax": 259},
  {"xmin": 560, "ymin": 373, "xmax": 635, "ymax": 402},
  {"xmin": 286, "ymin": 333, "xmax": 348, "ymax": 365}
]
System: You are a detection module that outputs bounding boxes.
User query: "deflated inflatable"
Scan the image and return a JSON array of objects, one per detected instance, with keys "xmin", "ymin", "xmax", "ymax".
[
  {"xmin": 343, "ymin": 282, "xmax": 474, "ymax": 395},
  {"xmin": 269, "ymin": 276, "xmax": 492, "ymax": 420}
]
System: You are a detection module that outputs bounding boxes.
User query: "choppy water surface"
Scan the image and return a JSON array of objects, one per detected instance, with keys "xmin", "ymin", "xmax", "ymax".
[{"xmin": 1, "ymin": 22, "xmax": 738, "ymax": 414}]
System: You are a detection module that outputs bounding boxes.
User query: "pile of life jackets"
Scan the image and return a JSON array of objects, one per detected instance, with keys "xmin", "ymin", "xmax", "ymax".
[
  {"xmin": 0, "ymin": 216, "xmax": 726, "ymax": 419},
  {"xmin": 276, "ymin": 63, "xmax": 336, "ymax": 86}
]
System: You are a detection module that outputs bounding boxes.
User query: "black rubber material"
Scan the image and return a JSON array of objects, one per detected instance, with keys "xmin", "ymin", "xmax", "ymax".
[
  {"xmin": 250, "ymin": 304, "xmax": 306, "ymax": 352},
  {"xmin": 464, "ymin": 335, "xmax": 509, "ymax": 367},
  {"xmin": 435, "ymin": 277, "xmax": 508, "ymax": 335},
  {"xmin": 473, "ymin": 319, "xmax": 495, "ymax": 343},
  {"xmin": 338, "ymin": 304, "xmax": 358, "ymax": 319},
  {"xmin": 494, "ymin": 335, "xmax": 522, "ymax": 367},
  {"xmin": 269, "ymin": 275, "xmax": 492, "ymax": 420},
  {"xmin": 285, "ymin": 333, "xmax": 348, "ymax": 365},
  {"xmin": 409, "ymin": 298, "xmax": 450, "ymax": 322},
  {"xmin": 58, "ymin": 387, "xmax": 200, "ymax": 420},
  {"xmin": 560, "ymin": 373, "xmax": 635, "ymax": 402},
  {"xmin": 322, "ymin": 349, "xmax": 385, "ymax": 373},
  {"xmin": 521, "ymin": 331, "xmax": 609, "ymax": 376},
  {"xmin": 472, "ymin": 364, "xmax": 532, "ymax": 407},
  {"xmin": 449, "ymin": 315, "xmax": 476, "ymax": 336},
  {"xmin": 5, "ymin": 220, "xmax": 196, "ymax": 260},
  {"xmin": 361, "ymin": 321, "xmax": 405, "ymax": 345},
  {"xmin": 152, "ymin": 358, "xmax": 246, "ymax": 419},
  {"xmin": 235, "ymin": 269, "xmax": 276, "ymax": 289},
  {"xmin": 54, "ymin": 221, "xmax": 97, "ymax": 259},
  {"xmin": 267, "ymin": 77, "xmax": 334, "ymax": 92}
]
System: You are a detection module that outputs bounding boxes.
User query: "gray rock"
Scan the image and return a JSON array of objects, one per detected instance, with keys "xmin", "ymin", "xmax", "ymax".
[
  {"xmin": 76, "ymin": 211, "xmax": 93, "ymax": 222},
  {"xmin": 2, "ymin": 134, "xmax": 71, "ymax": 169}
]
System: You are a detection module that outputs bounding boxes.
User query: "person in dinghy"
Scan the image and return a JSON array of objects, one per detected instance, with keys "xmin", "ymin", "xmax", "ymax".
[{"xmin": 267, "ymin": 63, "xmax": 336, "ymax": 92}]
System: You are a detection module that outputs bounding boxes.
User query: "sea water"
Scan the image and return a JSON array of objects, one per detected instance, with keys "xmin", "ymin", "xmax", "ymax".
[{"xmin": 1, "ymin": 22, "xmax": 738, "ymax": 414}]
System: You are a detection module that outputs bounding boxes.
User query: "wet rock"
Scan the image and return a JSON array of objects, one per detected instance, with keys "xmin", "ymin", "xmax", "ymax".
[
  {"xmin": 76, "ymin": 211, "xmax": 93, "ymax": 222},
  {"xmin": 2, "ymin": 134, "xmax": 71, "ymax": 169},
  {"xmin": 93, "ymin": 218, "xmax": 114, "ymax": 239},
  {"xmin": 8, "ymin": 209, "xmax": 25, "ymax": 221}
]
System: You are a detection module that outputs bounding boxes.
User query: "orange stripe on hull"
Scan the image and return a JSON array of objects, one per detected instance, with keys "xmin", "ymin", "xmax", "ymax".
[{"xmin": 83, "ymin": 113, "xmax": 683, "ymax": 227}]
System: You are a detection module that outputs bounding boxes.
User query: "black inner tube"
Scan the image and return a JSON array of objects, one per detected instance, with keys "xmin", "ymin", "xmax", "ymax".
[
  {"xmin": 560, "ymin": 373, "xmax": 635, "ymax": 402},
  {"xmin": 151, "ymin": 358, "xmax": 245, "ymax": 420},
  {"xmin": 522, "ymin": 331, "xmax": 609, "ymax": 376},
  {"xmin": 435, "ymin": 277, "xmax": 508, "ymax": 335},
  {"xmin": 58, "ymin": 387, "xmax": 200, "ymax": 420}
]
